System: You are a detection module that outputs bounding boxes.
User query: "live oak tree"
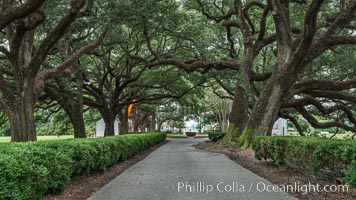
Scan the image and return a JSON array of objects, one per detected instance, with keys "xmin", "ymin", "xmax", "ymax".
[
  {"xmin": 42, "ymin": 34, "xmax": 94, "ymax": 138},
  {"xmin": 81, "ymin": 45, "xmax": 148, "ymax": 136},
  {"xmin": 76, "ymin": 3, "xmax": 208, "ymax": 136},
  {"xmin": 189, "ymin": 0, "xmax": 356, "ymax": 147},
  {"xmin": 44, "ymin": 76, "xmax": 87, "ymax": 138},
  {"xmin": 39, "ymin": 1, "xmax": 121, "ymax": 138},
  {"xmin": 35, "ymin": 0, "xmax": 206, "ymax": 138},
  {"xmin": 0, "ymin": 0, "xmax": 104, "ymax": 141},
  {"xmin": 126, "ymin": 0, "xmax": 355, "ymax": 147},
  {"xmin": 82, "ymin": 46, "xmax": 206, "ymax": 136},
  {"xmin": 0, "ymin": 0, "xmax": 354, "ymax": 144},
  {"xmin": 238, "ymin": 0, "xmax": 356, "ymax": 147}
]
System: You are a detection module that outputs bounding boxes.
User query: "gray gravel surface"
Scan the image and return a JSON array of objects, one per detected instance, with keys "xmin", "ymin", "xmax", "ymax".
[{"xmin": 89, "ymin": 138, "xmax": 297, "ymax": 200}]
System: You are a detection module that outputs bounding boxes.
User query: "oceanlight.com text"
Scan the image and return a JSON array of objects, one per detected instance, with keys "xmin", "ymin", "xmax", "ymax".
[{"xmin": 177, "ymin": 181, "xmax": 349, "ymax": 195}]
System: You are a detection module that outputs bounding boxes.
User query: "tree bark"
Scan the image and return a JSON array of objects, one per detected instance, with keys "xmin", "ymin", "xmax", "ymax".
[
  {"xmin": 239, "ymin": 72, "xmax": 289, "ymax": 148},
  {"xmin": 72, "ymin": 61, "xmax": 86, "ymax": 138},
  {"xmin": 10, "ymin": 78, "xmax": 36, "ymax": 142},
  {"xmin": 63, "ymin": 104, "xmax": 86, "ymax": 138},
  {"xmin": 70, "ymin": 112, "xmax": 86, "ymax": 138},
  {"xmin": 221, "ymin": 117, "xmax": 229, "ymax": 132},
  {"xmin": 223, "ymin": 84, "xmax": 248, "ymax": 142},
  {"xmin": 118, "ymin": 108, "xmax": 129, "ymax": 134},
  {"xmin": 7, "ymin": 30, "xmax": 37, "ymax": 142},
  {"xmin": 104, "ymin": 117, "xmax": 115, "ymax": 136},
  {"xmin": 101, "ymin": 110, "xmax": 116, "ymax": 136}
]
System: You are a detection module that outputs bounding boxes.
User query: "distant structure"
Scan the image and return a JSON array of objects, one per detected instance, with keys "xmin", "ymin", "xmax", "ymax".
[
  {"xmin": 272, "ymin": 118, "xmax": 288, "ymax": 135},
  {"xmin": 160, "ymin": 120, "xmax": 212, "ymax": 133},
  {"xmin": 96, "ymin": 119, "xmax": 119, "ymax": 137}
]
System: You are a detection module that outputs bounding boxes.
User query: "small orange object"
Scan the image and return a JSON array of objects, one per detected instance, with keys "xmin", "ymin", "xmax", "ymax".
[{"xmin": 127, "ymin": 99, "xmax": 136, "ymax": 117}]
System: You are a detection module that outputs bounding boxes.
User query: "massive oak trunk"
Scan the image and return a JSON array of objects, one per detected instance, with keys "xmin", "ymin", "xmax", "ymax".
[
  {"xmin": 7, "ymin": 31, "xmax": 37, "ymax": 142},
  {"xmin": 72, "ymin": 62, "xmax": 86, "ymax": 138},
  {"xmin": 118, "ymin": 109, "xmax": 129, "ymax": 134},
  {"xmin": 223, "ymin": 84, "xmax": 248, "ymax": 142},
  {"xmin": 100, "ymin": 110, "xmax": 116, "ymax": 136},
  {"xmin": 239, "ymin": 71, "xmax": 290, "ymax": 148},
  {"xmin": 9, "ymin": 78, "xmax": 36, "ymax": 141},
  {"xmin": 70, "ymin": 113, "xmax": 86, "ymax": 138},
  {"xmin": 63, "ymin": 104, "xmax": 86, "ymax": 138}
]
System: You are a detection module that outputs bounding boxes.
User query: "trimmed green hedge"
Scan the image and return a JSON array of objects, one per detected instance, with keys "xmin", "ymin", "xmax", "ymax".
[
  {"xmin": 253, "ymin": 136, "xmax": 356, "ymax": 187},
  {"xmin": 208, "ymin": 132, "xmax": 226, "ymax": 142},
  {"xmin": 0, "ymin": 132, "xmax": 166, "ymax": 200}
]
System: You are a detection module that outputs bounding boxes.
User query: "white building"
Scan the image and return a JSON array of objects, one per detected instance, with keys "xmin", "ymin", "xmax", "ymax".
[
  {"xmin": 96, "ymin": 119, "xmax": 119, "ymax": 137},
  {"xmin": 272, "ymin": 118, "xmax": 288, "ymax": 135}
]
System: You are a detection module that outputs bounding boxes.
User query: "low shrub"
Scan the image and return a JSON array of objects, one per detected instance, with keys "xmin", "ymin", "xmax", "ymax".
[
  {"xmin": 0, "ymin": 132, "xmax": 166, "ymax": 200},
  {"xmin": 253, "ymin": 136, "xmax": 356, "ymax": 187},
  {"xmin": 208, "ymin": 132, "xmax": 226, "ymax": 142},
  {"xmin": 0, "ymin": 144, "xmax": 73, "ymax": 199}
]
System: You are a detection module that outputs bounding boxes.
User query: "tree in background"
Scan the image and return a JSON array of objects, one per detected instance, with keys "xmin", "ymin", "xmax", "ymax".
[{"xmin": 204, "ymin": 89, "xmax": 232, "ymax": 132}]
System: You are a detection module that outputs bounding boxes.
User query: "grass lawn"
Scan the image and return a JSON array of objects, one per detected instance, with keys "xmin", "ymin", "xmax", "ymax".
[
  {"xmin": 0, "ymin": 135, "xmax": 74, "ymax": 142},
  {"xmin": 330, "ymin": 133, "xmax": 354, "ymax": 139},
  {"xmin": 167, "ymin": 134, "xmax": 208, "ymax": 139},
  {"xmin": 285, "ymin": 131, "xmax": 354, "ymax": 140}
]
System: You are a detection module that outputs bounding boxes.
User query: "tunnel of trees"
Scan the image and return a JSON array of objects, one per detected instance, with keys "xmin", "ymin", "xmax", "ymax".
[{"xmin": 0, "ymin": 0, "xmax": 355, "ymax": 146}]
